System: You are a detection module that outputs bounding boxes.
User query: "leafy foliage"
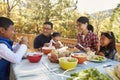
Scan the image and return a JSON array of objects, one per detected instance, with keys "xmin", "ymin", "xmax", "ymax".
[
  {"xmin": 0, "ymin": 0, "xmax": 120, "ymax": 42},
  {"xmin": 110, "ymin": 4, "xmax": 120, "ymax": 42}
]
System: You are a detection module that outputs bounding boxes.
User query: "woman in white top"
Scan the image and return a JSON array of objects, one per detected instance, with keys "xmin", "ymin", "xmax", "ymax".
[{"xmin": 49, "ymin": 32, "xmax": 63, "ymax": 49}]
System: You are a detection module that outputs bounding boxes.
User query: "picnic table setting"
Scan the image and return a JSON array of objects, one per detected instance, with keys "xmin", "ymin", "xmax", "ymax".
[{"xmin": 11, "ymin": 46, "xmax": 120, "ymax": 80}]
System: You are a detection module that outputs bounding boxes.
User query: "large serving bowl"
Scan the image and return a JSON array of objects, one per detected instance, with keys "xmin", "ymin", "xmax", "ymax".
[
  {"xmin": 42, "ymin": 47, "xmax": 52, "ymax": 54},
  {"xmin": 59, "ymin": 57, "xmax": 78, "ymax": 70},
  {"xmin": 73, "ymin": 53, "xmax": 87, "ymax": 64},
  {"xmin": 27, "ymin": 52, "xmax": 42, "ymax": 63}
]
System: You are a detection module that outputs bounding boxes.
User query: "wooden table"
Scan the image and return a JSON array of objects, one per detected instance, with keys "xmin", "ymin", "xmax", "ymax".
[{"xmin": 12, "ymin": 54, "xmax": 120, "ymax": 80}]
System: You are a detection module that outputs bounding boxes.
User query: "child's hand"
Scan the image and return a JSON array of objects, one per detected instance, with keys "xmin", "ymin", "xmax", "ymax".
[
  {"xmin": 19, "ymin": 37, "xmax": 28, "ymax": 45},
  {"xmin": 53, "ymin": 42, "xmax": 60, "ymax": 49},
  {"xmin": 84, "ymin": 47, "xmax": 91, "ymax": 52},
  {"xmin": 98, "ymin": 52, "xmax": 105, "ymax": 56},
  {"xmin": 44, "ymin": 43, "xmax": 50, "ymax": 47}
]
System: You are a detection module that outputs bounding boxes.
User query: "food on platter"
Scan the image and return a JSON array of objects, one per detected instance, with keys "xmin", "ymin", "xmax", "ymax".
[
  {"xmin": 67, "ymin": 68, "xmax": 110, "ymax": 80},
  {"xmin": 87, "ymin": 51, "xmax": 95, "ymax": 55},
  {"xmin": 67, "ymin": 47, "xmax": 79, "ymax": 53},
  {"xmin": 48, "ymin": 53, "xmax": 58, "ymax": 63},
  {"xmin": 114, "ymin": 64, "xmax": 120, "ymax": 79},
  {"xmin": 87, "ymin": 54, "xmax": 106, "ymax": 62},
  {"xmin": 104, "ymin": 64, "xmax": 120, "ymax": 80},
  {"xmin": 67, "ymin": 58, "xmax": 77, "ymax": 62},
  {"xmin": 48, "ymin": 48, "xmax": 72, "ymax": 63}
]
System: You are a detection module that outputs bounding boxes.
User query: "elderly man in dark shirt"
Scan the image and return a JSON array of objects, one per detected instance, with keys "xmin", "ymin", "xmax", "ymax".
[{"xmin": 34, "ymin": 22, "xmax": 53, "ymax": 51}]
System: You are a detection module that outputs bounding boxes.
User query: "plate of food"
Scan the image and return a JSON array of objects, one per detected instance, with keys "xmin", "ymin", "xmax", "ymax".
[
  {"xmin": 104, "ymin": 64, "xmax": 120, "ymax": 80},
  {"xmin": 87, "ymin": 54, "xmax": 106, "ymax": 62},
  {"xmin": 65, "ymin": 68, "xmax": 111, "ymax": 80}
]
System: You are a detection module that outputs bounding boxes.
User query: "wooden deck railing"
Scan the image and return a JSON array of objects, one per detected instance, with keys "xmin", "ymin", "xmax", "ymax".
[{"xmin": 14, "ymin": 33, "xmax": 120, "ymax": 54}]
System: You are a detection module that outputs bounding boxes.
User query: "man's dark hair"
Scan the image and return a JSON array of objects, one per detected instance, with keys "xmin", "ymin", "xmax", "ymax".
[
  {"xmin": 0, "ymin": 17, "xmax": 14, "ymax": 30},
  {"xmin": 43, "ymin": 21, "xmax": 53, "ymax": 29},
  {"xmin": 52, "ymin": 32, "xmax": 60, "ymax": 37}
]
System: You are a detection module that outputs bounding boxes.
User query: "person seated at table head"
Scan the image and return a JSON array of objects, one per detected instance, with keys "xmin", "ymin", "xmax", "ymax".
[
  {"xmin": 49, "ymin": 32, "xmax": 63, "ymax": 49},
  {"xmin": 34, "ymin": 21, "xmax": 53, "ymax": 51},
  {"xmin": 75, "ymin": 16, "xmax": 99, "ymax": 52},
  {"xmin": 0, "ymin": 17, "xmax": 28, "ymax": 80},
  {"xmin": 97, "ymin": 31, "xmax": 118, "ymax": 60}
]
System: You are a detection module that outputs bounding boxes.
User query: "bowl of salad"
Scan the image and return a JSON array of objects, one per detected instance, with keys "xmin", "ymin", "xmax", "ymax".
[
  {"xmin": 66, "ymin": 68, "xmax": 111, "ymax": 80},
  {"xmin": 59, "ymin": 57, "xmax": 78, "ymax": 70}
]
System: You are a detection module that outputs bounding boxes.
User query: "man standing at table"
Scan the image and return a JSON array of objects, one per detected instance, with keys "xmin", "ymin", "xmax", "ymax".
[{"xmin": 34, "ymin": 22, "xmax": 53, "ymax": 51}]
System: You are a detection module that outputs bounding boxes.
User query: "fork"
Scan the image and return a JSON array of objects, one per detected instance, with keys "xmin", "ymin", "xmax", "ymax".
[{"xmin": 77, "ymin": 43, "xmax": 84, "ymax": 49}]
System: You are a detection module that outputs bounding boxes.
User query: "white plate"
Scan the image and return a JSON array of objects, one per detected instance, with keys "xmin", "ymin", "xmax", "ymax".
[
  {"xmin": 87, "ymin": 55, "xmax": 107, "ymax": 62},
  {"xmin": 63, "ymin": 68, "xmax": 112, "ymax": 80},
  {"xmin": 104, "ymin": 68, "xmax": 120, "ymax": 80}
]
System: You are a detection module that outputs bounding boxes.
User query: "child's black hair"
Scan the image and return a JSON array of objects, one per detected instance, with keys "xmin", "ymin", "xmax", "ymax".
[
  {"xmin": 0, "ymin": 17, "xmax": 14, "ymax": 30},
  {"xmin": 101, "ymin": 31, "xmax": 116, "ymax": 51},
  {"xmin": 52, "ymin": 32, "xmax": 60, "ymax": 37},
  {"xmin": 43, "ymin": 21, "xmax": 53, "ymax": 29},
  {"xmin": 88, "ymin": 24, "xmax": 94, "ymax": 32}
]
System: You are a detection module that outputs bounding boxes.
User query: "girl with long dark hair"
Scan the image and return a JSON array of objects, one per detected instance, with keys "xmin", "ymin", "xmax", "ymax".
[{"xmin": 97, "ymin": 31, "xmax": 118, "ymax": 60}]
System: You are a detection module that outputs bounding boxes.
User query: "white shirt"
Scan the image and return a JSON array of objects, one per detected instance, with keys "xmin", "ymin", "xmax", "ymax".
[
  {"xmin": 0, "ymin": 43, "xmax": 27, "ymax": 63},
  {"xmin": 49, "ymin": 39, "xmax": 63, "ymax": 48}
]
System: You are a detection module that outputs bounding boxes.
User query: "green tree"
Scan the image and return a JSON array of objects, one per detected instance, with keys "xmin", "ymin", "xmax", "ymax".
[
  {"xmin": 0, "ymin": 0, "xmax": 22, "ymax": 17},
  {"xmin": 110, "ymin": 4, "xmax": 120, "ymax": 42},
  {"xmin": 0, "ymin": 1, "xmax": 7, "ymax": 16},
  {"xmin": 90, "ymin": 11, "xmax": 110, "ymax": 36},
  {"xmin": 16, "ymin": 0, "xmax": 78, "ymax": 35}
]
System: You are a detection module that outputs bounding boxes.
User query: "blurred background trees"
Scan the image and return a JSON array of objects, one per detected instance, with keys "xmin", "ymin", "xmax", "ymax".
[
  {"xmin": 110, "ymin": 4, "xmax": 120, "ymax": 42},
  {"xmin": 0, "ymin": 0, "xmax": 120, "ymax": 42}
]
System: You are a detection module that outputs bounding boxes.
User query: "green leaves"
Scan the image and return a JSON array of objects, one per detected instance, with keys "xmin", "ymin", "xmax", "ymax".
[{"xmin": 68, "ymin": 68, "xmax": 110, "ymax": 80}]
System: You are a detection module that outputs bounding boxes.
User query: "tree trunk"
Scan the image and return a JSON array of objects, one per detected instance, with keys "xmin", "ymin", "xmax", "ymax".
[{"xmin": 7, "ymin": 8, "xmax": 11, "ymax": 18}]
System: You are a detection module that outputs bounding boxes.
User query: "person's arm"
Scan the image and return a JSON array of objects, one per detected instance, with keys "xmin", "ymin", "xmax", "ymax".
[
  {"xmin": 12, "ymin": 43, "xmax": 21, "ymax": 53},
  {"xmin": 0, "ymin": 37, "xmax": 28, "ymax": 63},
  {"xmin": 97, "ymin": 51, "xmax": 105, "ymax": 56},
  {"xmin": 0, "ymin": 43, "xmax": 27, "ymax": 63},
  {"xmin": 76, "ymin": 34, "xmax": 84, "ymax": 50},
  {"xmin": 83, "ymin": 47, "xmax": 91, "ymax": 52},
  {"xmin": 49, "ymin": 40, "xmax": 53, "ymax": 47},
  {"xmin": 58, "ymin": 41, "xmax": 64, "ymax": 47}
]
